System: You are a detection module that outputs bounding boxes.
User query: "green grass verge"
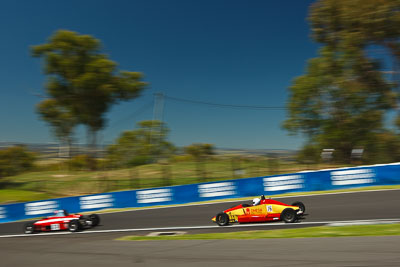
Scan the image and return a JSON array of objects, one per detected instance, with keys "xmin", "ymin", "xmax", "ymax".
[
  {"xmin": 0, "ymin": 189, "xmax": 52, "ymax": 204},
  {"xmin": 117, "ymin": 223, "xmax": 400, "ymax": 241}
]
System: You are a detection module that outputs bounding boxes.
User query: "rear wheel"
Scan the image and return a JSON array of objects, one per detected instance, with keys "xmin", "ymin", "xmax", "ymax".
[
  {"xmin": 281, "ymin": 208, "xmax": 296, "ymax": 223},
  {"xmin": 216, "ymin": 213, "xmax": 230, "ymax": 226},
  {"xmin": 68, "ymin": 220, "xmax": 81, "ymax": 232},
  {"xmin": 24, "ymin": 223, "xmax": 35, "ymax": 234},
  {"xmin": 291, "ymin": 201, "xmax": 305, "ymax": 214},
  {"xmin": 89, "ymin": 214, "xmax": 100, "ymax": 227}
]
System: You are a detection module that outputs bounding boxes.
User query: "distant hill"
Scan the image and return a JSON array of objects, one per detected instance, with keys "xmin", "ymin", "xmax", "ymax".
[
  {"xmin": 0, "ymin": 142, "xmax": 104, "ymax": 158},
  {"xmin": 0, "ymin": 142, "xmax": 297, "ymax": 158},
  {"xmin": 214, "ymin": 147, "xmax": 297, "ymax": 156}
]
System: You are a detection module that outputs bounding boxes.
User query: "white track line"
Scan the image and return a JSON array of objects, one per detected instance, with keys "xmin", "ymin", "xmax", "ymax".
[{"xmin": 1, "ymin": 218, "xmax": 400, "ymax": 238}]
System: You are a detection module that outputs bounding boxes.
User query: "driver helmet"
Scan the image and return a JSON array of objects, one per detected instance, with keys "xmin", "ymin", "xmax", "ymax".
[
  {"xmin": 252, "ymin": 198, "xmax": 261, "ymax": 206},
  {"xmin": 54, "ymin": 210, "xmax": 66, "ymax": 217}
]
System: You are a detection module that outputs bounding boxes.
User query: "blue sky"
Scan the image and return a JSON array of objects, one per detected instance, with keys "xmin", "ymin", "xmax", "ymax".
[{"xmin": 0, "ymin": 0, "xmax": 318, "ymax": 149}]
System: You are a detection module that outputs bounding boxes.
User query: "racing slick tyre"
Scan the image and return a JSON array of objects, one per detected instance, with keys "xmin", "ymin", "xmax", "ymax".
[
  {"xmin": 89, "ymin": 214, "xmax": 100, "ymax": 227},
  {"xmin": 68, "ymin": 220, "xmax": 81, "ymax": 232},
  {"xmin": 281, "ymin": 208, "xmax": 296, "ymax": 223},
  {"xmin": 216, "ymin": 212, "xmax": 230, "ymax": 226},
  {"xmin": 291, "ymin": 201, "xmax": 305, "ymax": 214},
  {"xmin": 24, "ymin": 223, "xmax": 35, "ymax": 234}
]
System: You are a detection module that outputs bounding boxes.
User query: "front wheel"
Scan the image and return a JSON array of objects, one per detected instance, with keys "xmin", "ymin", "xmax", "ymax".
[
  {"xmin": 89, "ymin": 214, "xmax": 100, "ymax": 227},
  {"xmin": 291, "ymin": 201, "xmax": 305, "ymax": 214},
  {"xmin": 281, "ymin": 208, "xmax": 296, "ymax": 223},
  {"xmin": 24, "ymin": 223, "xmax": 35, "ymax": 234},
  {"xmin": 68, "ymin": 220, "xmax": 81, "ymax": 232},
  {"xmin": 216, "ymin": 213, "xmax": 230, "ymax": 226}
]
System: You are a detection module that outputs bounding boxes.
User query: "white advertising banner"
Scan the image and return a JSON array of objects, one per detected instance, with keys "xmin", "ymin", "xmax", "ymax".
[
  {"xmin": 198, "ymin": 182, "xmax": 237, "ymax": 198},
  {"xmin": 136, "ymin": 188, "xmax": 173, "ymax": 204},
  {"xmin": 331, "ymin": 169, "xmax": 375, "ymax": 186},
  {"xmin": 25, "ymin": 201, "xmax": 59, "ymax": 216},
  {"xmin": 263, "ymin": 175, "xmax": 304, "ymax": 191},
  {"xmin": 80, "ymin": 195, "xmax": 114, "ymax": 209}
]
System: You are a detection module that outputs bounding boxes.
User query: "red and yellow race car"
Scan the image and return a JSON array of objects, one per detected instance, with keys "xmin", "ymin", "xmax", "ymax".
[
  {"xmin": 24, "ymin": 209, "xmax": 100, "ymax": 234},
  {"xmin": 212, "ymin": 195, "xmax": 305, "ymax": 226}
]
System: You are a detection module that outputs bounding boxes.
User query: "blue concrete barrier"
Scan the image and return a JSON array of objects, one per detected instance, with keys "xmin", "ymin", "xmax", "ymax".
[{"xmin": 1, "ymin": 163, "xmax": 399, "ymax": 223}]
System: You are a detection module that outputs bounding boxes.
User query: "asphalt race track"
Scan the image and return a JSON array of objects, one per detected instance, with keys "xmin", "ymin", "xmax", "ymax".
[
  {"xmin": 0, "ymin": 189, "xmax": 400, "ymax": 266},
  {"xmin": 2, "ymin": 235, "xmax": 400, "ymax": 266}
]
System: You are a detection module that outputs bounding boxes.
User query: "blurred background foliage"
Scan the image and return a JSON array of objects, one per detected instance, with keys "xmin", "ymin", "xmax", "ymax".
[
  {"xmin": 106, "ymin": 120, "xmax": 175, "ymax": 168},
  {"xmin": 284, "ymin": 0, "xmax": 400, "ymax": 164},
  {"xmin": 32, "ymin": 30, "xmax": 147, "ymax": 166},
  {"xmin": 0, "ymin": 146, "xmax": 36, "ymax": 178}
]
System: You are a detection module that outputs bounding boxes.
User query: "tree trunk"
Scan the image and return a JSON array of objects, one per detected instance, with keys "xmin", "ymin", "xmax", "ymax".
[{"xmin": 87, "ymin": 128, "xmax": 97, "ymax": 170}]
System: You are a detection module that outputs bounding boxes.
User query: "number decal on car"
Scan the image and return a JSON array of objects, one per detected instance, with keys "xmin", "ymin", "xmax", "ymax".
[
  {"xmin": 50, "ymin": 224, "xmax": 60, "ymax": 230},
  {"xmin": 267, "ymin": 205, "xmax": 273, "ymax": 212}
]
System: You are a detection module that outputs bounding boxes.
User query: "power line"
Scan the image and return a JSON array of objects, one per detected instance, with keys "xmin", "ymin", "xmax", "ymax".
[
  {"xmin": 164, "ymin": 95, "xmax": 286, "ymax": 110},
  {"xmin": 108, "ymin": 100, "xmax": 154, "ymax": 129}
]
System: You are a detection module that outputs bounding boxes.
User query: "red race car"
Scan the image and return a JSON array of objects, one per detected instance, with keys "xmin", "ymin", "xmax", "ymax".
[
  {"xmin": 212, "ymin": 195, "xmax": 306, "ymax": 226},
  {"xmin": 24, "ymin": 210, "xmax": 100, "ymax": 234}
]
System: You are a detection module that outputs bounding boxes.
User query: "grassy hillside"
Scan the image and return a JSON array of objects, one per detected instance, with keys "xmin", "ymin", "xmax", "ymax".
[{"xmin": 0, "ymin": 156, "xmax": 344, "ymax": 204}]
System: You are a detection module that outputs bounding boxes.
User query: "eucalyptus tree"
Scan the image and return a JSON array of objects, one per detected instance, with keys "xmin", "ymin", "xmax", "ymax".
[
  {"xmin": 32, "ymin": 30, "xmax": 147, "ymax": 159},
  {"xmin": 107, "ymin": 120, "xmax": 175, "ymax": 167},
  {"xmin": 284, "ymin": 0, "xmax": 400, "ymax": 162}
]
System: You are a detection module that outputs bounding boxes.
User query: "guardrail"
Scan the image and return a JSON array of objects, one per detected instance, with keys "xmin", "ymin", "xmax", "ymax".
[{"xmin": 1, "ymin": 163, "xmax": 399, "ymax": 223}]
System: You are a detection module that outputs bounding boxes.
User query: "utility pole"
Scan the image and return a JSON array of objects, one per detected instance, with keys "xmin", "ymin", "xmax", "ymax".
[
  {"xmin": 150, "ymin": 92, "xmax": 165, "ymax": 162},
  {"xmin": 152, "ymin": 92, "xmax": 165, "ymax": 123},
  {"xmin": 151, "ymin": 92, "xmax": 171, "ymax": 185}
]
